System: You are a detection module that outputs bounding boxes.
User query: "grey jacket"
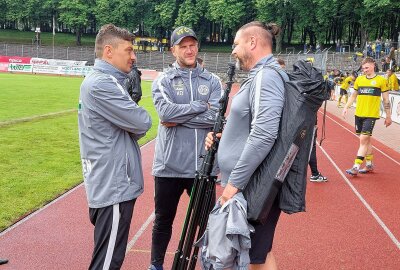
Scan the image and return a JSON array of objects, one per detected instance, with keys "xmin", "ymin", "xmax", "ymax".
[
  {"xmin": 78, "ymin": 59, "xmax": 152, "ymax": 208},
  {"xmin": 198, "ymin": 193, "xmax": 254, "ymax": 270},
  {"xmin": 152, "ymin": 62, "xmax": 222, "ymax": 177},
  {"xmin": 218, "ymin": 55, "xmax": 286, "ymax": 189}
]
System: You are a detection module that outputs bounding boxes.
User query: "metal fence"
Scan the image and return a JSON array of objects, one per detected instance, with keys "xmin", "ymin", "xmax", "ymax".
[
  {"xmin": 0, "ymin": 43, "xmax": 96, "ymax": 64},
  {"xmin": 3, "ymin": 43, "xmax": 398, "ymax": 76}
]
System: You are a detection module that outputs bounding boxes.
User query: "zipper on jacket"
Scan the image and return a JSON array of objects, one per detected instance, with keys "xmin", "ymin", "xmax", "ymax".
[
  {"xmin": 126, "ymin": 153, "xmax": 131, "ymax": 183},
  {"xmin": 189, "ymin": 70, "xmax": 199, "ymax": 171}
]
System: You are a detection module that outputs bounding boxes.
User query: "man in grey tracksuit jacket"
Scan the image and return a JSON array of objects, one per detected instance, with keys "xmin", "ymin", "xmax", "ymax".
[
  {"xmin": 149, "ymin": 26, "xmax": 222, "ymax": 270},
  {"xmin": 78, "ymin": 24, "xmax": 152, "ymax": 270},
  {"xmin": 206, "ymin": 22, "xmax": 286, "ymax": 268}
]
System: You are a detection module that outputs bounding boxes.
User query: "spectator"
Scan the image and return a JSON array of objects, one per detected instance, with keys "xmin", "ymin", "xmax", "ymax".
[
  {"xmin": 78, "ymin": 24, "xmax": 152, "ymax": 269},
  {"xmin": 387, "ymin": 69, "xmax": 399, "ymax": 91},
  {"xmin": 206, "ymin": 21, "xmax": 286, "ymax": 270},
  {"xmin": 375, "ymin": 39, "xmax": 382, "ymax": 59},
  {"xmin": 342, "ymin": 57, "xmax": 392, "ymax": 176},
  {"xmin": 384, "ymin": 39, "xmax": 391, "ymax": 55},
  {"xmin": 338, "ymin": 73, "xmax": 356, "ymax": 108},
  {"xmin": 367, "ymin": 42, "xmax": 373, "ymax": 57},
  {"xmin": 309, "ymin": 116, "xmax": 328, "ymax": 182},
  {"xmin": 148, "ymin": 26, "xmax": 222, "ymax": 270},
  {"xmin": 382, "ymin": 57, "xmax": 391, "ymax": 72},
  {"xmin": 276, "ymin": 58, "xmax": 286, "ymax": 69}
]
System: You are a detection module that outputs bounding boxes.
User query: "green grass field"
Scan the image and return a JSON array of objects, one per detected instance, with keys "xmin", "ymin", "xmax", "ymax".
[
  {"xmin": 0, "ymin": 29, "xmax": 96, "ymax": 46},
  {"xmin": 0, "ymin": 73, "xmax": 158, "ymax": 231}
]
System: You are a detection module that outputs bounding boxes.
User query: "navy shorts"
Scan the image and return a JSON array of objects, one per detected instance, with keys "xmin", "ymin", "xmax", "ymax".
[
  {"xmin": 249, "ymin": 198, "xmax": 281, "ymax": 264},
  {"xmin": 355, "ymin": 116, "xmax": 377, "ymax": 136},
  {"xmin": 340, "ymin": 88, "xmax": 348, "ymax": 96}
]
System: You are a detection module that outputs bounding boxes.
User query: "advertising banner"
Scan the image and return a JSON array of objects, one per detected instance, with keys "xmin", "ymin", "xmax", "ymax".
[
  {"xmin": 32, "ymin": 65, "xmax": 60, "ymax": 74},
  {"xmin": 0, "ymin": 63, "xmax": 9, "ymax": 72},
  {"xmin": 390, "ymin": 93, "xmax": 400, "ymax": 124},
  {"xmin": 59, "ymin": 66, "xmax": 92, "ymax": 76},
  {"xmin": 30, "ymin": 58, "xmax": 87, "ymax": 66},
  {"xmin": 0, "ymin": 56, "xmax": 32, "ymax": 64},
  {"xmin": 8, "ymin": 63, "xmax": 33, "ymax": 73},
  {"xmin": 32, "ymin": 64, "xmax": 92, "ymax": 76}
]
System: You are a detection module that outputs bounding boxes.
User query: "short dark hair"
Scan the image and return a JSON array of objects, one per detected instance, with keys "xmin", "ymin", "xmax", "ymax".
[
  {"xmin": 361, "ymin": 57, "xmax": 375, "ymax": 65},
  {"xmin": 95, "ymin": 24, "xmax": 135, "ymax": 58},
  {"xmin": 276, "ymin": 58, "xmax": 285, "ymax": 67}
]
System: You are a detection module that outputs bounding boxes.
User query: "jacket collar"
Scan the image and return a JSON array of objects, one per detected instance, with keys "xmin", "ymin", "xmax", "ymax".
[
  {"xmin": 93, "ymin": 59, "xmax": 128, "ymax": 83},
  {"xmin": 248, "ymin": 54, "xmax": 276, "ymax": 77},
  {"xmin": 166, "ymin": 61, "xmax": 210, "ymax": 80}
]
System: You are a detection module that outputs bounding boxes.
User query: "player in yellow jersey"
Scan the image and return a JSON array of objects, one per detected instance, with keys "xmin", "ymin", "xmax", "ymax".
[
  {"xmin": 342, "ymin": 57, "xmax": 392, "ymax": 175},
  {"xmin": 387, "ymin": 69, "xmax": 399, "ymax": 91},
  {"xmin": 338, "ymin": 72, "xmax": 356, "ymax": 107}
]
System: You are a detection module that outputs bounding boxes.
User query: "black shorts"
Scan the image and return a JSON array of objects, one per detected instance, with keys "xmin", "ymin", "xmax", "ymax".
[
  {"xmin": 340, "ymin": 88, "xmax": 348, "ymax": 96},
  {"xmin": 355, "ymin": 116, "xmax": 377, "ymax": 136},
  {"xmin": 249, "ymin": 198, "xmax": 281, "ymax": 264}
]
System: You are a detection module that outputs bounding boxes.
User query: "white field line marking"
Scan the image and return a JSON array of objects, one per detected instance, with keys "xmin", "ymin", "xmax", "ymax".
[
  {"xmin": 0, "ymin": 139, "xmax": 155, "ymax": 237},
  {"xmin": 318, "ymin": 144, "xmax": 400, "ymax": 250},
  {"xmin": 319, "ymin": 111, "xmax": 400, "ymax": 166},
  {"xmin": 126, "ymin": 212, "xmax": 155, "ymax": 254},
  {"xmin": 0, "ymin": 109, "xmax": 76, "ymax": 128}
]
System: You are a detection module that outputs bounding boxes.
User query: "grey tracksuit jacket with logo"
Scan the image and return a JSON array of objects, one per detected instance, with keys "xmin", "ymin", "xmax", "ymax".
[
  {"xmin": 152, "ymin": 62, "xmax": 222, "ymax": 177},
  {"xmin": 218, "ymin": 55, "xmax": 287, "ymax": 189},
  {"xmin": 78, "ymin": 59, "xmax": 152, "ymax": 208}
]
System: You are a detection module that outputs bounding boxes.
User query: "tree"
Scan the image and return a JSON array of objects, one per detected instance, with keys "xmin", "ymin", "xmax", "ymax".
[
  {"xmin": 58, "ymin": 0, "xmax": 91, "ymax": 45},
  {"xmin": 208, "ymin": 0, "xmax": 246, "ymax": 42},
  {"xmin": 175, "ymin": 0, "xmax": 199, "ymax": 28},
  {"xmin": 256, "ymin": 0, "xmax": 295, "ymax": 52}
]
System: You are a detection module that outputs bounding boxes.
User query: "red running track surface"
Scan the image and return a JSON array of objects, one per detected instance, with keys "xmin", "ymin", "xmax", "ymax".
[{"xmin": 0, "ymin": 93, "xmax": 399, "ymax": 269}]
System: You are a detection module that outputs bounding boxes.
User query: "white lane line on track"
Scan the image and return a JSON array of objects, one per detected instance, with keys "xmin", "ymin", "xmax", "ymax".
[
  {"xmin": 318, "ymin": 144, "xmax": 400, "ymax": 250},
  {"xmin": 319, "ymin": 111, "xmax": 400, "ymax": 166},
  {"xmin": 0, "ymin": 139, "xmax": 155, "ymax": 237},
  {"xmin": 126, "ymin": 212, "xmax": 155, "ymax": 254}
]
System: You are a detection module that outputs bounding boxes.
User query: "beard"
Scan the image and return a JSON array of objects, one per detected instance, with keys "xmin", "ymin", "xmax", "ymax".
[{"xmin": 235, "ymin": 52, "xmax": 251, "ymax": 71}]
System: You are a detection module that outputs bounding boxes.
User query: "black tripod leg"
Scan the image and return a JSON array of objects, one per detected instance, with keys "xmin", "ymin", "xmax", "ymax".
[
  {"xmin": 177, "ymin": 176, "xmax": 208, "ymax": 270},
  {"xmin": 172, "ymin": 176, "xmax": 200, "ymax": 269},
  {"xmin": 188, "ymin": 177, "xmax": 216, "ymax": 270}
]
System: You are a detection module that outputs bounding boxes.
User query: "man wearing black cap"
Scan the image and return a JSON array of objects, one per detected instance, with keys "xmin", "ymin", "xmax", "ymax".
[{"xmin": 149, "ymin": 26, "xmax": 222, "ymax": 270}]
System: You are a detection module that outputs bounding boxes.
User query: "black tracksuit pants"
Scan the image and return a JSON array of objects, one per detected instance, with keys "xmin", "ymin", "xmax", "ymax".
[
  {"xmin": 150, "ymin": 177, "xmax": 195, "ymax": 267},
  {"xmin": 88, "ymin": 199, "xmax": 136, "ymax": 270}
]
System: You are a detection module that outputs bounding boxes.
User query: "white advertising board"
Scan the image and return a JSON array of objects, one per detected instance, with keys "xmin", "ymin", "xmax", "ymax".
[
  {"xmin": 390, "ymin": 92, "xmax": 400, "ymax": 124},
  {"xmin": 31, "ymin": 58, "xmax": 87, "ymax": 66},
  {"xmin": 8, "ymin": 63, "xmax": 33, "ymax": 73}
]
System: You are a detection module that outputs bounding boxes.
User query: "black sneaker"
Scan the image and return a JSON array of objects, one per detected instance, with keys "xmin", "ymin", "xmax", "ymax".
[{"xmin": 310, "ymin": 173, "xmax": 328, "ymax": 182}]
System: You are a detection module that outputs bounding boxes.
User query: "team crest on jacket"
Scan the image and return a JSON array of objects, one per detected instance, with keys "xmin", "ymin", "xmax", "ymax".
[{"xmin": 198, "ymin": 85, "xmax": 209, "ymax": 95}]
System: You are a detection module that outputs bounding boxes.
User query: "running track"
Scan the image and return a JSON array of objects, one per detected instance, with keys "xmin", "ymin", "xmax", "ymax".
[{"xmin": 1, "ymin": 102, "xmax": 399, "ymax": 269}]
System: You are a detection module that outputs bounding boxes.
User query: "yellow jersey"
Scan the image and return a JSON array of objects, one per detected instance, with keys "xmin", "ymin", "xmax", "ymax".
[
  {"xmin": 340, "ymin": 76, "xmax": 353, "ymax": 90},
  {"xmin": 387, "ymin": 73, "xmax": 399, "ymax": 91},
  {"xmin": 353, "ymin": 75, "xmax": 388, "ymax": 118}
]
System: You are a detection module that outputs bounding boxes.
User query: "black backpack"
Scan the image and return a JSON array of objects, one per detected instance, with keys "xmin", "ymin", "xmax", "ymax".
[{"xmin": 243, "ymin": 60, "xmax": 329, "ymax": 224}]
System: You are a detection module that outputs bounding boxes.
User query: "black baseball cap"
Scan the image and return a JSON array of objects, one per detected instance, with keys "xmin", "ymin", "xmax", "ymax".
[{"xmin": 170, "ymin": 26, "xmax": 197, "ymax": 46}]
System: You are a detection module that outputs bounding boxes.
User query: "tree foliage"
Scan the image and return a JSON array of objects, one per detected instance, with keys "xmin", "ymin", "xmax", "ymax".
[{"xmin": 0, "ymin": 0, "xmax": 398, "ymax": 48}]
